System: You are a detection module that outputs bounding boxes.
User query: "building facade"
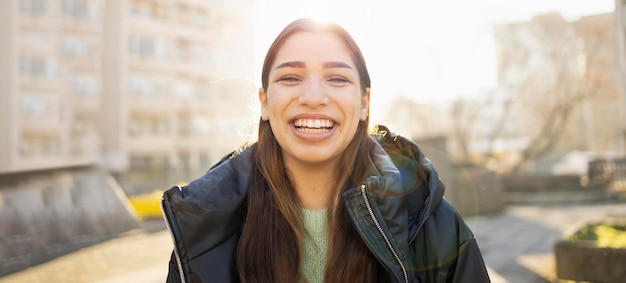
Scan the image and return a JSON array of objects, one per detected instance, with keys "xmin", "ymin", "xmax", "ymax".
[
  {"xmin": 617, "ymin": 0, "xmax": 626, "ymax": 136},
  {"xmin": 0, "ymin": 0, "xmax": 254, "ymax": 194}
]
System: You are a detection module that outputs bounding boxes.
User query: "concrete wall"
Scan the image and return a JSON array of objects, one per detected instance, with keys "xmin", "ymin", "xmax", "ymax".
[
  {"xmin": 416, "ymin": 136, "xmax": 505, "ymax": 217},
  {"xmin": 449, "ymin": 164, "xmax": 505, "ymax": 216},
  {"xmin": 0, "ymin": 165, "xmax": 139, "ymax": 276},
  {"xmin": 501, "ymin": 174, "xmax": 616, "ymax": 205}
]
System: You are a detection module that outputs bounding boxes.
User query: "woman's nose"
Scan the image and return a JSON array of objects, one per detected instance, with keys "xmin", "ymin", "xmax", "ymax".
[{"xmin": 298, "ymin": 78, "xmax": 329, "ymax": 106}]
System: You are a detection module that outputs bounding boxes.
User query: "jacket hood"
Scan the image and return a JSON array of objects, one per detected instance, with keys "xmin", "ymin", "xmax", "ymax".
[
  {"xmin": 162, "ymin": 148, "xmax": 253, "ymax": 263},
  {"xmin": 367, "ymin": 125, "xmax": 445, "ymax": 232}
]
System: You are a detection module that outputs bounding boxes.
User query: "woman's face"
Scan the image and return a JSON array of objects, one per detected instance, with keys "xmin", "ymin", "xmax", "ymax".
[{"xmin": 260, "ymin": 31, "xmax": 370, "ymax": 169}]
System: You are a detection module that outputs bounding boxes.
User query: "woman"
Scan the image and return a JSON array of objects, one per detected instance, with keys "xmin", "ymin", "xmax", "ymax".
[{"xmin": 161, "ymin": 18, "xmax": 491, "ymax": 283}]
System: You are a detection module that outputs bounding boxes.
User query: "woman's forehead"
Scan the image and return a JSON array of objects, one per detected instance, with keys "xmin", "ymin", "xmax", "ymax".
[{"xmin": 273, "ymin": 31, "xmax": 355, "ymax": 67}]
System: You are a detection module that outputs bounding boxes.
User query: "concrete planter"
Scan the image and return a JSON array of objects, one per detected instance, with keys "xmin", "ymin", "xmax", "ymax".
[
  {"xmin": 0, "ymin": 166, "xmax": 139, "ymax": 277},
  {"xmin": 554, "ymin": 221, "xmax": 626, "ymax": 283}
]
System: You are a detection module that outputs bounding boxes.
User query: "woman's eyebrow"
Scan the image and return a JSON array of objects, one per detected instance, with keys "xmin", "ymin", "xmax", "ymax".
[
  {"xmin": 275, "ymin": 61, "xmax": 305, "ymax": 69},
  {"xmin": 322, "ymin": 61, "xmax": 352, "ymax": 69},
  {"xmin": 275, "ymin": 61, "xmax": 352, "ymax": 69}
]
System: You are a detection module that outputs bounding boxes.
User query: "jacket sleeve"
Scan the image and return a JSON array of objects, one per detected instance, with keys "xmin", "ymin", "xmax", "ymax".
[
  {"xmin": 166, "ymin": 251, "xmax": 182, "ymax": 283},
  {"xmin": 449, "ymin": 236, "xmax": 491, "ymax": 283},
  {"xmin": 410, "ymin": 200, "xmax": 491, "ymax": 283}
]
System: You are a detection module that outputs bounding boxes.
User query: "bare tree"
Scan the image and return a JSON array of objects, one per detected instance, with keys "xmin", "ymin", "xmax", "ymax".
[
  {"xmin": 450, "ymin": 98, "xmax": 477, "ymax": 159},
  {"xmin": 452, "ymin": 13, "xmax": 619, "ymax": 173}
]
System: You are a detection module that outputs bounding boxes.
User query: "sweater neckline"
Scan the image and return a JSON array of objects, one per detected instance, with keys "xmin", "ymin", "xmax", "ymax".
[{"xmin": 302, "ymin": 208, "xmax": 327, "ymax": 234}]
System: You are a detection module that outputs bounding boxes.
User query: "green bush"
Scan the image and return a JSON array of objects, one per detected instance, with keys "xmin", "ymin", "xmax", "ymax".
[{"xmin": 568, "ymin": 223, "xmax": 626, "ymax": 248}]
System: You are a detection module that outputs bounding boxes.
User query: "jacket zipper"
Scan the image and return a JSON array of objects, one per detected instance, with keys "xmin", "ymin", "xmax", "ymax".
[
  {"xmin": 161, "ymin": 187, "xmax": 187, "ymax": 283},
  {"xmin": 360, "ymin": 184, "xmax": 408, "ymax": 283}
]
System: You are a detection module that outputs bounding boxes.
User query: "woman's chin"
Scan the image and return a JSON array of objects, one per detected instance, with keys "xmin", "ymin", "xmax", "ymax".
[{"xmin": 284, "ymin": 149, "xmax": 341, "ymax": 168}]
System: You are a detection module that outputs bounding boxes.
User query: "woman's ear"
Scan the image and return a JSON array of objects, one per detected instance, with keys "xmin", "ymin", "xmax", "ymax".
[
  {"xmin": 360, "ymin": 88, "xmax": 370, "ymax": 121},
  {"xmin": 259, "ymin": 88, "xmax": 269, "ymax": 121}
]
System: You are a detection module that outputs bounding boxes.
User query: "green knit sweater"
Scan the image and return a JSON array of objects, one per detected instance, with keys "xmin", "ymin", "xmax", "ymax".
[{"xmin": 301, "ymin": 209, "xmax": 328, "ymax": 283}]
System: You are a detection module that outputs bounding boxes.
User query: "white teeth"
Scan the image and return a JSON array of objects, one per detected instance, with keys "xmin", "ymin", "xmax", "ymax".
[{"xmin": 294, "ymin": 119, "xmax": 334, "ymax": 131}]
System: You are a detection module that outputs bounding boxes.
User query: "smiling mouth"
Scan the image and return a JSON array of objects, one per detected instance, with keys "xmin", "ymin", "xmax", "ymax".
[{"xmin": 293, "ymin": 118, "xmax": 335, "ymax": 133}]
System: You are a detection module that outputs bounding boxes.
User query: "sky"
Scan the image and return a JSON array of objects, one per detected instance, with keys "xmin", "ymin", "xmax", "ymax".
[{"xmin": 251, "ymin": 0, "xmax": 615, "ymax": 122}]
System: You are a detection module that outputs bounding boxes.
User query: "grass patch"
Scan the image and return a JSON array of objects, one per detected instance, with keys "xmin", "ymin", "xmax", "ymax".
[{"xmin": 568, "ymin": 223, "xmax": 626, "ymax": 248}]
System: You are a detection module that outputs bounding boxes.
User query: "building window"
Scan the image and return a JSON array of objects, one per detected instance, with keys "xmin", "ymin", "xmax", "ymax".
[
  {"xmin": 19, "ymin": 134, "xmax": 60, "ymax": 157},
  {"xmin": 176, "ymin": 4, "xmax": 207, "ymax": 28},
  {"xmin": 63, "ymin": 0, "xmax": 86, "ymax": 18},
  {"xmin": 129, "ymin": 35, "xmax": 168, "ymax": 59},
  {"xmin": 73, "ymin": 75, "xmax": 99, "ymax": 96},
  {"xmin": 128, "ymin": 75, "xmax": 169, "ymax": 96},
  {"xmin": 21, "ymin": 0, "xmax": 45, "ymax": 15},
  {"xmin": 61, "ymin": 37, "xmax": 91, "ymax": 57},
  {"xmin": 129, "ymin": 76, "xmax": 153, "ymax": 95},
  {"xmin": 20, "ymin": 55, "xmax": 45, "ymax": 76},
  {"xmin": 19, "ymin": 95, "xmax": 47, "ymax": 115},
  {"xmin": 175, "ymin": 81, "xmax": 193, "ymax": 100},
  {"xmin": 62, "ymin": 0, "xmax": 101, "ymax": 19},
  {"xmin": 191, "ymin": 9, "xmax": 207, "ymax": 28},
  {"xmin": 129, "ymin": 35, "xmax": 153, "ymax": 57},
  {"xmin": 130, "ymin": 155, "xmax": 167, "ymax": 169},
  {"xmin": 153, "ymin": 38, "xmax": 168, "ymax": 59},
  {"xmin": 20, "ymin": 54, "xmax": 58, "ymax": 78},
  {"xmin": 128, "ymin": 116, "xmax": 170, "ymax": 136},
  {"xmin": 129, "ymin": 0, "xmax": 167, "ymax": 21}
]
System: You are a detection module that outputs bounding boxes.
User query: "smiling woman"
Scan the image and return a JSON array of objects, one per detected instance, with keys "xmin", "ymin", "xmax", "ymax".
[{"xmin": 161, "ymin": 18, "xmax": 491, "ymax": 283}]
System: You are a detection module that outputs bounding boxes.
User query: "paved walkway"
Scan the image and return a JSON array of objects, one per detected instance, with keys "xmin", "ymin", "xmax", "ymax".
[
  {"xmin": 466, "ymin": 201, "xmax": 626, "ymax": 283},
  {"xmin": 0, "ymin": 220, "xmax": 171, "ymax": 283},
  {"xmin": 1, "ymin": 201, "xmax": 625, "ymax": 283}
]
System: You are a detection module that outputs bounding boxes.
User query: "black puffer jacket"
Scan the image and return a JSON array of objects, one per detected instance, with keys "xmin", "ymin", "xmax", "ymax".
[{"xmin": 161, "ymin": 126, "xmax": 491, "ymax": 283}]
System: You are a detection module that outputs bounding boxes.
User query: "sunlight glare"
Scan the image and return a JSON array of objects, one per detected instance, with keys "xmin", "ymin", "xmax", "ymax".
[{"xmin": 252, "ymin": 0, "xmax": 615, "ymax": 124}]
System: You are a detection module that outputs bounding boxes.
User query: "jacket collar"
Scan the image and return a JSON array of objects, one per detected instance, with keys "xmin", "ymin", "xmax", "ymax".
[{"xmin": 163, "ymin": 125, "xmax": 445, "ymax": 275}]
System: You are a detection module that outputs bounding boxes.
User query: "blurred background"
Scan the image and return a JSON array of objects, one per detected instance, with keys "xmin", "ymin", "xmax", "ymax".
[{"xmin": 1, "ymin": 0, "xmax": 625, "ymax": 282}]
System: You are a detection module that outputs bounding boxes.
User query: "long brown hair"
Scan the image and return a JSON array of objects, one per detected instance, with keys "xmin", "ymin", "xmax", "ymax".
[{"xmin": 236, "ymin": 18, "xmax": 381, "ymax": 283}]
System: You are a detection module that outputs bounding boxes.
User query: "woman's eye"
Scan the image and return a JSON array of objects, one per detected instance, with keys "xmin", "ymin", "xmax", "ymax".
[
  {"xmin": 277, "ymin": 76, "xmax": 300, "ymax": 83},
  {"xmin": 328, "ymin": 77, "xmax": 351, "ymax": 85}
]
